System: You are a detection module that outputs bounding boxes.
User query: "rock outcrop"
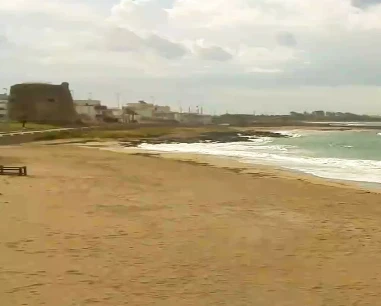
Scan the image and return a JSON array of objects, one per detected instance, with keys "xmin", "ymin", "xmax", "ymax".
[{"xmin": 121, "ymin": 130, "xmax": 288, "ymax": 147}]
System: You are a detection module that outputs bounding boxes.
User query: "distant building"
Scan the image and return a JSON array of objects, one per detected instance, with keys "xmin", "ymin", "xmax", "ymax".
[
  {"xmin": 0, "ymin": 94, "xmax": 8, "ymax": 121},
  {"xmin": 154, "ymin": 105, "xmax": 171, "ymax": 113},
  {"xmin": 123, "ymin": 107, "xmax": 139, "ymax": 123},
  {"xmin": 108, "ymin": 107, "xmax": 124, "ymax": 122},
  {"xmin": 74, "ymin": 99, "xmax": 102, "ymax": 121},
  {"xmin": 174, "ymin": 113, "xmax": 213, "ymax": 125},
  {"xmin": 8, "ymin": 82, "xmax": 76, "ymax": 124},
  {"xmin": 153, "ymin": 112, "xmax": 176, "ymax": 121},
  {"xmin": 126, "ymin": 101, "xmax": 172, "ymax": 119},
  {"xmin": 126, "ymin": 101, "xmax": 155, "ymax": 118}
]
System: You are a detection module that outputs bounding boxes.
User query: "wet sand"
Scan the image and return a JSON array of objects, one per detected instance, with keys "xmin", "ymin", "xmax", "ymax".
[{"xmin": 1, "ymin": 143, "xmax": 381, "ymax": 306}]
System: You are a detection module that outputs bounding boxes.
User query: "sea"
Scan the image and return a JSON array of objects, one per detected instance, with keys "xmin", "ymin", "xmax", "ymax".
[{"xmin": 137, "ymin": 126, "xmax": 381, "ymax": 186}]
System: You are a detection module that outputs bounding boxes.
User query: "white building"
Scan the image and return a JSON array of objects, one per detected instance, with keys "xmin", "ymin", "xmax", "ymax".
[
  {"xmin": 126, "ymin": 101, "xmax": 171, "ymax": 119},
  {"xmin": 108, "ymin": 108, "xmax": 124, "ymax": 122},
  {"xmin": 0, "ymin": 94, "xmax": 8, "ymax": 121},
  {"xmin": 126, "ymin": 101, "xmax": 155, "ymax": 118},
  {"xmin": 174, "ymin": 113, "xmax": 213, "ymax": 125},
  {"xmin": 74, "ymin": 99, "xmax": 102, "ymax": 121}
]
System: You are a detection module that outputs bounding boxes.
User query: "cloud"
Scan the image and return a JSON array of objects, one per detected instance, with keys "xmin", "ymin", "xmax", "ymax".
[
  {"xmin": 109, "ymin": 0, "xmax": 169, "ymax": 32},
  {"xmin": 352, "ymin": 0, "xmax": 381, "ymax": 8},
  {"xmin": 145, "ymin": 34, "xmax": 187, "ymax": 59},
  {"xmin": 196, "ymin": 45, "xmax": 233, "ymax": 61},
  {"xmin": 97, "ymin": 27, "xmax": 187, "ymax": 59},
  {"xmin": 103, "ymin": 27, "xmax": 144, "ymax": 52},
  {"xmin": 0, "ymin": 0, "xmax": 101, "ymax": 23},
  {"xmin": 3, "ymin": 0, "xmax": 381, "ymax": 113},
  {"xmin": 0, "ymin": 35, "xmax": 7, "ymax": 46},
  {"xmin": 276, "ymin": 32, "xmax": 297, "ymax": 47}
]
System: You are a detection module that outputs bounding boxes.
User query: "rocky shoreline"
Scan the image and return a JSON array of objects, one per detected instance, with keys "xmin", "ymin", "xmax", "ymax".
[{"xmin": 120, "ymin": 130, "xmax": 288, "ymax": 147}]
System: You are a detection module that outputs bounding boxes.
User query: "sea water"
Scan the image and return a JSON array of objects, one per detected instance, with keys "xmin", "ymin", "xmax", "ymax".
[{"xmin": 138, "ymin": 129, "xmax": 381, "ymax": 184}]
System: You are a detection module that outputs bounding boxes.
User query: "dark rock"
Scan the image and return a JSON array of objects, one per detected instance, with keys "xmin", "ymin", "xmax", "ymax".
[{"xmin": 120, "ymin": 130, "xmax": 288, "ymax": 147}]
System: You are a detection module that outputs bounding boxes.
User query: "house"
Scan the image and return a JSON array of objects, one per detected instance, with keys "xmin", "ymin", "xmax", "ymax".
[
  {"xmin": 108, "ymin": 108, "xmax": 126, "ymax": 122},
  {"xmin": 126, "ymin": 101, "xmax": 172, "ymax": 119},
  {"xmin": 126, "ymin": 101, "xmax": 155, "ymax": 118},
  {"xmin": 122, "ymin": 107, "xmax": 139, "ymax": 123},
  {"xmin": 74, "ymin": 99, "xmax": 102, "ymax": 121},
  {"xmin": 153, "ymin": 111, "xmax": 176, "ymax": 121},
  {"xmin": 0, "ymin": 94, "xmax": 8, "ymax": 121},
  {"xmin": 174, "ymin": 113, "xmax": 213, "ymax": 125}
]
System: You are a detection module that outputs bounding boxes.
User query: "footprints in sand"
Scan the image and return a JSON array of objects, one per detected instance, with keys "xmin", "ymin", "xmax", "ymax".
[
  {"xmin": 6, "ymin": 282, "xmax": 47, "ymax": 294},
  {"xmin": 5, "ymin": 238, "xmax": 39, "ymax": 253}
]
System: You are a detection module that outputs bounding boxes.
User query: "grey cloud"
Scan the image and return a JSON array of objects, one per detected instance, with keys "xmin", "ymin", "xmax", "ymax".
[
  {"xmin": 0, "ymin": 35, "xmax": 7, "ymax": 45},
  {"xmin": 101, "ymin": 28, "xmax": 186, "ymax": 59},
  {"xmin": 351, "ymin": 0, "xmax": 381, "ymax": 8},
  {"xmin": 282, "ymin": 31, "xmax": 381, "ymax": 87},
  {"xmin": 276, "ymin": 32, "xmax": 297, "ymax": 47},
  {"xmin": 145, "ymin": 35, "xmax": 187, "ymax": 59},
  {"xmin": 197, "ymin": 46, "xmax": 233, "ymax": 61},
  {"xmin": 104, "ymin": 27, "xmax": 144, "ymax": 52}
]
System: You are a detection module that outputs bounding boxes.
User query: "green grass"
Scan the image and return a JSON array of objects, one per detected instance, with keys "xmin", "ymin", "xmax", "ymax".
[
  {"xmin": 0, "ymin": 121, "xmax": 57, "ymax": 132},
  {"xmin": 33, "ymin": 126, "xmax": 233, "ymax": 142},
  {"xmin": 33, "ymin": 127, "xmax": 176, "ymax": 141}
]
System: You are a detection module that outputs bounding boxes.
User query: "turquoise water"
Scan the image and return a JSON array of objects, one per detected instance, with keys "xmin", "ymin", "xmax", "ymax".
[
  {"xmin": 274, "ymin": 130, "xmax": 381, "ymax": 161},
  {"xmin": 138, "ymin": 129, "xmax": 381, "ymax": 184}
]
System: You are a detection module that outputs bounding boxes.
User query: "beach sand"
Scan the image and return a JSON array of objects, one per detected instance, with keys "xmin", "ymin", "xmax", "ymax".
[{"xmin": 1, "ymin": 143, "xmax": 381, "ymax": 305}]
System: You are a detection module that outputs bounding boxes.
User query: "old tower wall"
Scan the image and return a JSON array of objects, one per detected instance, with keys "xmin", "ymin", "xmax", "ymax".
[{"xmin": 8, "ymin": 82, "xmax": 77, "ymax": 124}]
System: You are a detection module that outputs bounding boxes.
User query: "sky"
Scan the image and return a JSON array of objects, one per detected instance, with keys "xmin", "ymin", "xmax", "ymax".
[{"xmin": 1, "ymin": 0, "xmax": 381, "ymax": 114}]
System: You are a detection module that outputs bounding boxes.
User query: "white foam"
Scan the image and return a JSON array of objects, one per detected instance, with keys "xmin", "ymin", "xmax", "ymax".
[{"xmin": 137, "ymin": 141, "xmax": 381, "ymax": 184}]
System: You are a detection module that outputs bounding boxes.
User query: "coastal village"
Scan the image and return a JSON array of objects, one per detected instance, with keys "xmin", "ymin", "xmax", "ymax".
[
  {"xmin": 3, "ymin": 84, "xmax": 381, "ymax": 306},
  {"xmin": 1, "ymin": 81, "xmax": 381, "ymax": 130},
  {"xmin": 4, "ymin": 1, "xmax": 381, "ymax": 305},
  {"xmin": 0, "ymin": 82, "xmax": 212, "ymax": 126}
]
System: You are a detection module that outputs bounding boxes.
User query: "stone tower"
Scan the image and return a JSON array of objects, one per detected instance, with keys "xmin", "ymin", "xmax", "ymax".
[{"xmin": 8, "ymin": 82, "xmax": 77, "ymax": 124}]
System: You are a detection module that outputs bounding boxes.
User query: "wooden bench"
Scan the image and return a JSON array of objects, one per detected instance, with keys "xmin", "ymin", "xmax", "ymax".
[{"xmin": 0, "ymin": 166, "xmax": 27, "ymax": 176}]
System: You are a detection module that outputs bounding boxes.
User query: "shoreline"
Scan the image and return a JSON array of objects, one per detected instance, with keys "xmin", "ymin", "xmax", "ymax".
[
  {"xmin": 75, "ymin": 141, "xmax": 381, "ymax": 194},
  {"xmin": 2, "ymin": 142, "xmax": 381, "ymax": 305},
  {"xmin": 39, "ymin": 123, "xmax": 381, "ymax": 193}
]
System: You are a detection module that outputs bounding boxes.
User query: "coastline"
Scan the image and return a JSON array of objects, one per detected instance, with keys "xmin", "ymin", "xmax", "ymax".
[
  {"xmin": 37, "ymin": 122, "xmax": 381, "ymax": 192},
  {"xmin": 2, "ymin": 142, "xmax": 381, "ymax": 305},
  {"xmin": 79, "ymin": 141, "xmax": 381, "ymax": 194}
]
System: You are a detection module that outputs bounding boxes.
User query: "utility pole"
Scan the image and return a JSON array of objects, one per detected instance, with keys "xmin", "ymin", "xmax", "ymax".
[
  {"xmin": 2, "ymin": 88, "xmax": 8, "ymax": 124},
  {"xmin": 116, "ymin": 92, "xmax": 121, "ymax": 108}
]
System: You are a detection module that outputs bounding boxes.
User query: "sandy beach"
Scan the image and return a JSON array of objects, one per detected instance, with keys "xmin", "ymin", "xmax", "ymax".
[{"xmin": 1, "ymin": 143, "xmax": 381, "ymax": 305}]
